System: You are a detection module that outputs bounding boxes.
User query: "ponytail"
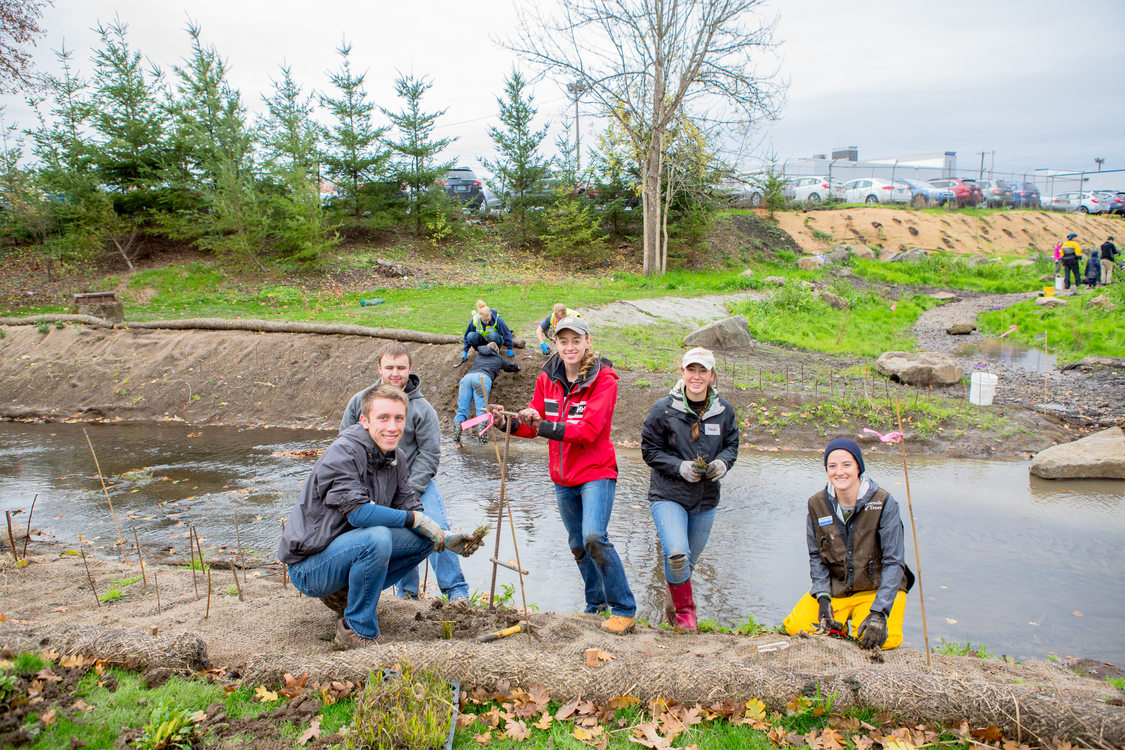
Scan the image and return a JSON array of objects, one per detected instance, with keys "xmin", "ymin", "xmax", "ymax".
[{"xmin": 577, "ymin": 347, "xmax": 598, "ymax": 381}]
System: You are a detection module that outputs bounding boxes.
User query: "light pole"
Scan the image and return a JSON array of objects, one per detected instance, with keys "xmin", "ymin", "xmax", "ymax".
[{"xmin": 566, "ymin": 80, "xmax": 588, "ymax": 174}]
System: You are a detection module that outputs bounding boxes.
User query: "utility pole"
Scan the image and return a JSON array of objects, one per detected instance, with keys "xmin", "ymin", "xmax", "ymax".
[
  {"xmin": 566, "ymin": 80, "xmax": 588, "ymax": 174},
  {"xmin": 977, "ymin": 151, "xmax": 987, "ymax": 180}
]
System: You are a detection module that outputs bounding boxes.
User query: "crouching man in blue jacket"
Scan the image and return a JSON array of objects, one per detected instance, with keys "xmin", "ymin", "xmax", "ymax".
[{"xmin": 277, "ymin": 384, "xmax": 482, "ymax": 650}]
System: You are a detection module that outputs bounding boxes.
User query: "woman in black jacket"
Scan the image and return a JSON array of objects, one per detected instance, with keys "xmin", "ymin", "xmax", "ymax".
[{"xmin": 641, "ymin": 347, "xmax": 739, "ymax": 632}]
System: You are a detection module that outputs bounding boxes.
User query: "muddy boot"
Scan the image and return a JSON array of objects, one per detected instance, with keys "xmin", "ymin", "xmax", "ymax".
[
  {"xmin": 320, "ymin": 587, "xmax": 349, "ymax": 618},
  {"xmin": 663, "ymin": 587, "xmax": 676, "ymax": 626},
  {"xmin": 668, "ymin": 580, "xmax": 697, "ymax": 633},
  {"xmin": 452, "ymin": 423, "xmax": 462, "ymax": 446},
  {"xmin": 600, "ymin": 615, "xmax": 636, "ymax": 635}
]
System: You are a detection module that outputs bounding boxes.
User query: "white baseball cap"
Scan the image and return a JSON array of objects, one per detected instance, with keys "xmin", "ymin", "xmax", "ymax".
[{"xmin": 681, "ymin": 347, "xmax": 715, "ymax": 370}]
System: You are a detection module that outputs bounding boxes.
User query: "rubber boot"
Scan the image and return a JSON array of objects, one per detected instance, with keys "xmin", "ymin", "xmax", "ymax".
[
  {"xmin": 663, "ymin": 587, "xmax": 676, "ymax": 627},
  {"xmin": 668, "ymin": 580, "xmax": 697, "ymax": 633},
  {"xmin": 452, "ymin": 423, "xmax": 462, "ymax": 445}
]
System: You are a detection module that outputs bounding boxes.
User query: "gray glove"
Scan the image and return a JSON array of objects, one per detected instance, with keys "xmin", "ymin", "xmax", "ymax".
[
  {"xmin": 817, "ymin": 595, "xmax": 844, "ymax": 634},
  {"xmin": 705, "ymin": 459, "xmax": 727, "ymax": 481},
  {"xmin": 445, "ymin": 532, "xmax": 483, "ymax": 558},
  {"xmin": 410, "ymin": 512, "xmax": 447, "ymax": 552},
  {"xmin": 678, "ymin": 461, "xmax": 703, "ymax": 483},
  {"xmin": 857, "ymin": 610, "xmax": 888, "ymax": 650}
]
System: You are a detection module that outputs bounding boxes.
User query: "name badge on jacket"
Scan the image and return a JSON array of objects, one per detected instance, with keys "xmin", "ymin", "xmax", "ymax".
[
  {"xmin": 704, "ymin": 423, "xmax": 720, "ymax": 436},
  {"xmin": 818, "ymin": 515, "xmax": 833, "ymax": 526}
]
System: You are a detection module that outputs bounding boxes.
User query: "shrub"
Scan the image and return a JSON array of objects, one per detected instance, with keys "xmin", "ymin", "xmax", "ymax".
[{"xmin": 344, "ymin": 664, "xmax": 455, "ymax": 750}]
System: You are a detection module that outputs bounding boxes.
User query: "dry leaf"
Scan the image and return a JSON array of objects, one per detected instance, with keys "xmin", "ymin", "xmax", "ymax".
[
  {"xmin": 555, "ymin": 696, "xmax": 580, "ymax": 721},
  {"xmin": 473, "ymin": 730, "xmax": 492, "ymax": 745},
  {"xmin": 456, "ymin": 713, "xmax": 477, "ymax": 729},
  {"xmin": 630, "ymin": 721, "xmax": 673, "ymax": 749},
  {"xmin": 881, "ymin": 739, "xmax": 916, "ymax": 750},
  {"xmin": 254, "ymin": 685, "xmax": 279, "ymax": 702},
  {"xmin": 971, "ymin": 725, "xmax": 1005, "ymax": 744},
  {"xmin": 605, "ymin": 695, "xmax": 640, "ymax": 711},
  {"xmin": 71, "ymin": 699, "xmax": 92, "ymax": 713},
  {"xmin": 594, "ymin": 648, "xmax": 616, "ymax": 662},
  {"xmin": 576, "ymin": 700, "xmax": 597, "ymax": 716},
  {"xmin": 853, "ymin": 735, "xmax": 874, "ymax": 750},
  {"xmin": 767, "ymin": 726, "xmax": 791, "ymax": 748},
  {"xmin": 527, "ymin": 685, "xmax": 550, "ymax": 710},
  {"xmin": 297, "ymin": 716, "xmax": 321, "ymax": 746},
  {"xmin": 505, "ymin": 720, "xmax": 532, "ymax": 742},
  {"xmin": 40, "ymin": 708, "xmax": 57, "ymax": 726},
  {"xmin": 480, "ymin": 705, "xmax": 502, "ymax": 728},
  {"xmin": 53, "ymin": 607, "xmax": 68, "ymax": 613},
  {"xmin": 36, "ymin": 668, "xmax": 62, "ymax": 683},
  {"xmin": 533, "ymin": 712, "xmax": 553, "ymax": 730},
  {"xmin": 59, "ymin": 654, "xmax": 87, "ymax": 669},
  {"xmin": 816, "ymin": 727, "xmax": 846, "ymax": 750},
  {"xmin": 40, "ymin": 649, "xmax": 59, "ymax": 661}
]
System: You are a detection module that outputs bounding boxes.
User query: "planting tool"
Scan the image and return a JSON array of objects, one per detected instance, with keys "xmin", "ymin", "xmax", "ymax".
[
  {"xmin": 746, "ymin": 641, "xmax": 790, "ymax": 654},
  {"xmin": 473, "ymin": 621, "xmax": 533, "ymax": 643}
]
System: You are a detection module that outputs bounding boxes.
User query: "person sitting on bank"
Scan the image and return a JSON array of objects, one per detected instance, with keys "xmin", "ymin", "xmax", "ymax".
[
  {"xmin": 454, "ymin": 342, "xmax": 520, "ymax": 445},
  {"xmin": 535, "ymin": 303, "xmax": 578, "ymax": 355},
  {"xmin": 461, "ymin": 300, "xmax": 514, "ymax": 359},
  {"xmin": 782, "ymin": 438, "xmax": 914, "ymax": 650},
  {"xmin": 277, "ymin": 384, "xmax": 482, "ymax": 650}
]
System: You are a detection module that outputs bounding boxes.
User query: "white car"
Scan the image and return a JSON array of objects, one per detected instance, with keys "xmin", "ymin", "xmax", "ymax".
[
  {"xmin": 1047, "ymin": 191, "xmax": 1108, "ymax": 214},
  {"xmin": 783, "ymin": 176, "xmax": 834, "ymax": 206},
  {"xmin": 836, "ymin": 178, "xmax": 911, "ymax": 205}
]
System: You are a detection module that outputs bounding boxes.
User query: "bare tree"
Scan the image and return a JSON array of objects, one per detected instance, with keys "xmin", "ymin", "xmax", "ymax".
[
  {"xmin": 0, "ymin": 0, "xmax": 53, "ymax": 93},
  {"xmin": 507, "ymin": 0, "xmax": 782, "ymax": 275}
]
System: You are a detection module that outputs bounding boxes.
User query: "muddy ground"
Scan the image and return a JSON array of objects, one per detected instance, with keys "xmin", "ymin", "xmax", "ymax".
[{"xmin": 1, "ymin": 549, "xmax": 1124, "ymax": 747}]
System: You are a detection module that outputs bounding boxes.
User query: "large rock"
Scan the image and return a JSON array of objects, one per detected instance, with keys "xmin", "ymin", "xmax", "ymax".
[
  {"xmin": 1007, "ymin": 259, "xmax": 1035, "ymax": 267},
  {"xmin": 797, "ymin": 255, "xmax": 825, "ymax": 270},
  {"xmin": 1035, "ymin": 296, "xmax": 1068, "ymax": 307},
  {"xmin": 946, "ymin": 323, "xmax": 975, "ymax": 335},
  {"xmin": 683, "ymin": 315, "xmax": 753, "ymax": 349},
  {"xmin": 892, "ymin": 247, "xmax": 930, "ymax": 263},
  {"xmin": 966, "ymin": 254, "xmax": 991, "ymax": 267},
  {"xmin": 763, "ymin": 276, "xmax": 787, "ymax": 287},
  {"xmin": 824, "ymin": 247, "xmax": 851, "ymax": 264},
  {"xmin": 852, "ymin": 246, "xmax": 877, "ymax": 260},
  {"xmin": 875, "ymin": 351, "xmax": 962, "ymax": 386},
  {"xmin": 739, "ymin": 268, "xmax": 754, "ymax": 278},
  {"xmin": 819, "ymin": 291, "xmax": 850, "ymax": 310},
  {"xmin": 929, "ymin": 291, "xmax": 957, "ymax": 301},
  {"xmin": 1029, "ymin": 427, "xmax": 1125, "ymax": 480},
  {"xmin": 879, "ymin": 250, "xmax": 901, "ymax": 263},
  {"xmin": 1087, "ymin": 295, "xmax": 1117, "ymax": 311}
]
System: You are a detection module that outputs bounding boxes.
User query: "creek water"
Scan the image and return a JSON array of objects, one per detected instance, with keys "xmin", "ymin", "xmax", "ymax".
[
  {"xmin": 2, "ymin": 421, "xmax": 1122, "ymax": 665},
  {"xmin": 954, "ymin": 338, "xmax": 1057, "ymax": 373}
]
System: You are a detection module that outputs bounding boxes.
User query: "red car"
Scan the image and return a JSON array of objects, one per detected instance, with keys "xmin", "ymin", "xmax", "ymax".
[{"xmin": 927, "ymin": 178, "xmax": 984, "ymax": 208}]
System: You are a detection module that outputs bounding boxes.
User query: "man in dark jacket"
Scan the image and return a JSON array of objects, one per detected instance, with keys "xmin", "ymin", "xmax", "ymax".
[
  {"xmin": 454, "ymin": 342, "xmax": 519, "ymax": 444},
  {"xmin": 1100, "ymin": 236, "xmax": 1117, "ymax": 285},
  {"xmin": 278, "ymin": 384, "xmax": 481, "ymax": 649}
]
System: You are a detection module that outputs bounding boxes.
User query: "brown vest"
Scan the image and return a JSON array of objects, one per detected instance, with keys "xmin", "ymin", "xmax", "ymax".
[{"xmin": 808, "ymin": 488, "xmax": 910, "ymax": 598}]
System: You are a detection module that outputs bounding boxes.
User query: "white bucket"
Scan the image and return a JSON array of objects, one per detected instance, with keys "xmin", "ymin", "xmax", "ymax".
[
  {"xmin": 969, "ymin": 372, "xmax": 998, "ymax": 406},
  {"xmin": 1054, "ymin": 275, "xmax": 1063, "ymax": 291}
]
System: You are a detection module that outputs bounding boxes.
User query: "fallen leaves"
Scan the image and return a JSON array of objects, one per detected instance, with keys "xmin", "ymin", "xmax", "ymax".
[
  {"xmin": 297, "ymin": 716, "xmax": 320, "ymax": 746},
  {"xmin": 254, "ymin": 685, "xmax": 279, "ymax": 703}
]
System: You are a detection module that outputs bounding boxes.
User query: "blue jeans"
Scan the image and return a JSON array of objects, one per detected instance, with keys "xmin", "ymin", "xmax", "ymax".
[
  {"xmin": 455, "ymin": 373, "xmax": 492, "ymax": 425},
  {"xmin": 394, "ymin": 481, "xmax": 469, "ymax": 600},
  {"xmin": 554, "ymin": 479, "xmax": 636, "ymax": 617},
  {"xmin": 465, "ymin": 331, "xmax": 502, "ymax": 349},
  {"xmin": 288, "ymin": 526, "xmax": 432, "ymax": 639},
  {"xmin": 649, "ymin": 501, "xmax": 717, "ymax": 585}
]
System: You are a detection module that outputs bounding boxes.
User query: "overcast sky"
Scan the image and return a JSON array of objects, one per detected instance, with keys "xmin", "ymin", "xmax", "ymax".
[{"xmin": 3, "ymin": 0, "xmax": 1124, "ymax": 181}]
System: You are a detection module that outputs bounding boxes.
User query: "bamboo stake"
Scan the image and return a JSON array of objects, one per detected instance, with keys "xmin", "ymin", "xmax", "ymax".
[
  {"xmin": 82, "ymin": 428, "xmax": 124, "ymax": 551},
  {"xmin": 155, "ymin": 570, "xmax": 161, "ymax": 613},
  {"xmin": 231, "ymin": 556, "xmax": 244, "ymax": 601},
  {"xmin": 4, "ymin": 511, "xmax": 18, "ymax": 563},
  {"xmin": 132, "ymin": 527, "xmax": 146, "ymax": 589},
  {"xmin": 23, "ymin": 495, "xmax": 37, "ymax": 558},
  {"xmin": 233, "ymin": 509, "xmax": 247, "ymax": 584},
  {"xmin": 280, "ymin": 520, "xmax": 288, "ymax": 588},
  {"xmin": 205, "ymin": 564, "xmax": 212, "ymax": 619},
  {"xmin": 893, "ymin": 396, "xmax": 931, "ymax": 665},
  {"xmin": 1043, "ymin": 330, "xmax": 1048, "ymax": 407},
  {"xmin": 421, "ymin": 559, "xmax": 430, "ymax": 598},
  {"xmin": 490, "ymin": 418, "xmax": 531, "ymax": 636},
  {"xmin": 80, "ymin": 549, "xmax": 101, "ymax": 607},
  {"xmin": 188, "ymin": 526, "xmax": 199, "ymax": 599},
  {"xmin": 193, "ymin": 528, "xmax": 206, "ymax": 587}
]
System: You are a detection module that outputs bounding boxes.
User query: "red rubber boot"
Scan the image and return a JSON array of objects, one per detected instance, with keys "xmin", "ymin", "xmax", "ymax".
[{"xmin": 667, "ymin": 580, "xmax": 697, "ymax": 633}]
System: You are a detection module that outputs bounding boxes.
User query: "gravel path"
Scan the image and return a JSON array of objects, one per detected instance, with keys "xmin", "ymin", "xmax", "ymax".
[{"xmin": 578, "ymin": 292, "xmax": 765, "ymax": 329}]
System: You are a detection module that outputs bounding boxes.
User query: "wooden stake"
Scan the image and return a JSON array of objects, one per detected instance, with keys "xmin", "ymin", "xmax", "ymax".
[
  {"xmin": 205, "ymin": 563, "xmax": 212, "ymax": 619},
  {"xmin": 82, "ymin": 428, "xmax": 124, "ymax": 551},
  {"xmin": 23, "ymin": 495, "xmax": 37, "ymax": 558},
  {"xmin": 233, "ymin": 509, "xmax": 247, "ymax": 584},
  {"xmin": 154, "ymin": 570, "xmax": 161, "ymax": 613},
  {"xmin": 280, "ymin": 520, "xmax": 288, "ymax": 588},
  {"xmin": 490, "ymin": 416, "xmax": 531, "ymax": 636},
  {"xmin": 893, "ymin": 396, "xmax": 931, "ymax": 666},
  {"xmin": 231, "ymin": 556, "xmax": 244, "ymax": 601},
  {"xmin": 80, "ymin": 549, "xmax": 101, "ymax": 607},
  {"xmin": 4, "ymin": 511, "xmax": 18, "ymax": 563},
  {"xmin": 133, "ymin": 527, "xmax": 146, "ymax": 589},
  {"xmin": 422, "ymin": 559, "xmax": 430, "ymax": 597},
  {"xmin": 1043, "ymin": 329, "xmax": 1049, "ymax": 407},
  {"xmin": 188, "ymin": 526, "xmax": 199, "ymax": 599}
]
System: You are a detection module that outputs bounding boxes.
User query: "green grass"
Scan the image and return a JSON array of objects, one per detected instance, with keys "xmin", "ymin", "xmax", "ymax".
[
  {"xmin": 933, "ymin": 639, "xmax": 993, "ymax": 659},
  {"xmin": 1107, "ymin": 677, "xmax": 1125, "ymax": 690},
  {"xmin": 732, "ymin": 283, "xmax": 941, "ymax": 356},
  {"xmin": 848, "ymin": 254, "xmax": 1054, "ymax": 293},
  {"xmin": 978, "ymin": 283, "xmax": 1125, "ymax": 362},
  {"xmin": 596, "ymin": 323, "xmax": 693, "ymax": 372}
]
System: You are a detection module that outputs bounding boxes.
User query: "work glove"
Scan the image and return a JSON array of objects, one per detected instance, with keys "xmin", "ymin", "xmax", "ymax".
[
  {"xmin": 460, "ymin": 351, "xmax": 468, "ymax": 360},
  {"xmin": 678, "ymin": 461, "xmax": 703, "ymax": 483},
  {"xmin": 445, "ymin": 532, "xmax": 483, "ymax": 557},
  {"xmin": 856, "ymin": 610, "xmax": 888, "ymax": 650},
  {"xmin": 816, "ymin": 596, "xmax": 844, "ymax": 634},
  {"xmin": 410, "ymin": 512, "xmax": 447, "ymax": 553},
  {"xmin": 507, "ymin": 348, "xmax": 514, "ymax": 357},
  {"xmin": 540, "ymin": 342, "xmax": 550, "ymax": 355},
  {"xmin": 705, "ymin": 459, "xmax": 727, "ymax": 481}
]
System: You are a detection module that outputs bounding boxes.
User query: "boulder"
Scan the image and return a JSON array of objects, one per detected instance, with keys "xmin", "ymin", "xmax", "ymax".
[
  {"xmin": 966, "ymin": 254, "xmax": 991, "ymax": 267},
  {"xmin": 1087, "ymin": 295, "xmax": 1117, "ymax": 311},
  {"xmin": 1007, "ymin": 259, "xmax": 1035, "ymax": 267},
  {"xmin": 832, "ymin": 243, "xmax": 855, "ymax": 255},
  {"xmin": 1029, "ymin": 426, "xmax": 1125, "ymax": 480},
  {"xmin": 1060, "ymin": 356, "xmax": 1125, "ymax": 372},
  {"xmin": 892, "ymin": 247, "xmax": 930, "ymax": 263},
  {"xmin": 929, "ymin": 291, "xmax": 957, "ymax": 301},
  {"xmin": 852, "ymin": 246, "xmax": 877, "ymax": 260},
  {"xmin": 1035, "ymin": 296, "xmax": 1068, "ymax": 307},
  {"xmin": 683, "ymin": 315, "xmax": 753, "ymax": 350},
  {"xmin": 946, "ymin": 323, "xmax": 975, "ymax": 335},
  {"xmin": 739, "ymin": 268, "xmax": 754, "ymax": 277},
  {"xmin": 1040, "ymin": 274, "xmax": 1054, "ymax": 282},
  {"xmin": 763, "ymin": 276, "xmax": 787, "ymax": 287},
  {"xmin": 879, "ymin": 250, "xmax": 901, "ymax": 263},
  {"xmin": 819, "ymin": 292, "xmax": 850, "ymax": 310},
  {"xmin": 875, "ymin": 351, "xmax": 962, "ymax": 386},
  {"xmin": 824, "ymin": 247, "xmax": 851, "ymax": 264},
  {"xmin": 797, "ymin": 255, "xmax": 825, "ymax": 270}
]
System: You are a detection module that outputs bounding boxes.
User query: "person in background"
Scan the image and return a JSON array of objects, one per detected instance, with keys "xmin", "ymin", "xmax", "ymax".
[
  {"xmin": 340, "ymin": 344, "xmax": 469, "ymax": 602},
  {"xmin": 488, "ymin": 316, "xmax": 637, "ymax": 635},
  {"xmin": 535, "ymin": 303, "xmax": 578, "ymax": 355},
  {"xmin": 1059, "ymin": 233, "xmax": 1083, "ymax": 291},
  {"xmin": 453, "ymin": 342, "xmax": 520, "ymax": 445},
  {"xmin": 782, "ymin": 439, "xmax": 914, "ymax": 651},
  {"xmin": 1100, "ymin": 236, "xmax": 1117, "ymax": 285},
  {"xmin": 1084, "ymin": 243, "xmax": 1101, "ymax": 288},
  {"xmin": 641, "ymin": 347, "xmax": 738, "ymax": 632},
  {"xmin": 461, "ymin": 300, "xmax": 514, "ymax": 359}
]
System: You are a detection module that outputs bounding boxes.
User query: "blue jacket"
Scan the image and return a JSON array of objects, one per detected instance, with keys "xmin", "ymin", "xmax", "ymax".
[{"xmin": 462, "ymin": 308, "xmax": 514, "ymax": 352}]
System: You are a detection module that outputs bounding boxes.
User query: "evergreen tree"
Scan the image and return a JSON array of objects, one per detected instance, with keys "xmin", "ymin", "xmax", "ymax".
[
  {"xmin": 259, "ymin": 64, "xmax": 320, "ymax": 175},
  {"xmin": 482, "ymin": 70, "xmax": 549, "ymax": 232},
  {"xmin": 320, "ymin": 42, "xmax": 386, "ymax": 219},
  {"xmin": 381, "ymin": 72, "xmax": 454, "ymax": 235}
]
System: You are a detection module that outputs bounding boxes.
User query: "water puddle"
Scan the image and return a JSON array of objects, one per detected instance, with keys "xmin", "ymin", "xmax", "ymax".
[
  {"xmin": 955, "ymin": 338, "xmax": 1056, "ymax": 373},
  {"xmin": 2, "ymin": 421, "xmax": 1122, "ymax": 664}
]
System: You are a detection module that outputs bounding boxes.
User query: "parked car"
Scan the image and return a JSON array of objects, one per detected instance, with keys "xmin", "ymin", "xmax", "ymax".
[
  {"xmin": 783, "ymin": 176, "xmax": 835, "ymax": 206},
  {"xmin": 836, "ymin": 178, "xmax": 911, "ymax": 205},
  {"xmin": 1011, "ymin": 182, "xmax": 1041, "ymax": 208},
  {"xmin": 716, "ymin": 177, "xmax": 764, "ymax": 208},
  {"xmin": 927, "ymin": 177, "xmax": 984, "ymax": 208},
  {"xmin": 1093, "ymin": 190, "xmax": 1125, "ymax": 215},
  {"xmin": 978, "ymin": 179, "xmax": 1015, "ymax": 208},
  {"xmin": 1047, "ymin": 191, "xmax": 1108, "ymax": 214},
  {"xmin": 443, "ymin": 167, "xmax": 485, "ymax": 208},
  {"xmin": 899, "ymin": 178, "xmax": 953, "ymax": 208}
]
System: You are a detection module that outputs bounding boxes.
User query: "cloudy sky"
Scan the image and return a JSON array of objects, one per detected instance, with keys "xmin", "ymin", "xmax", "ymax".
[{"xmin": 3, "ymin": 0, "xmax": 1124, "ymax": 181}]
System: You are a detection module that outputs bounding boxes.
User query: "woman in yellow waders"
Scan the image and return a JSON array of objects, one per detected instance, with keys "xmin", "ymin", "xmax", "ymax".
[{"xmin": 782, "ymin": 438, "xmax": 914, "ymax": 650}]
